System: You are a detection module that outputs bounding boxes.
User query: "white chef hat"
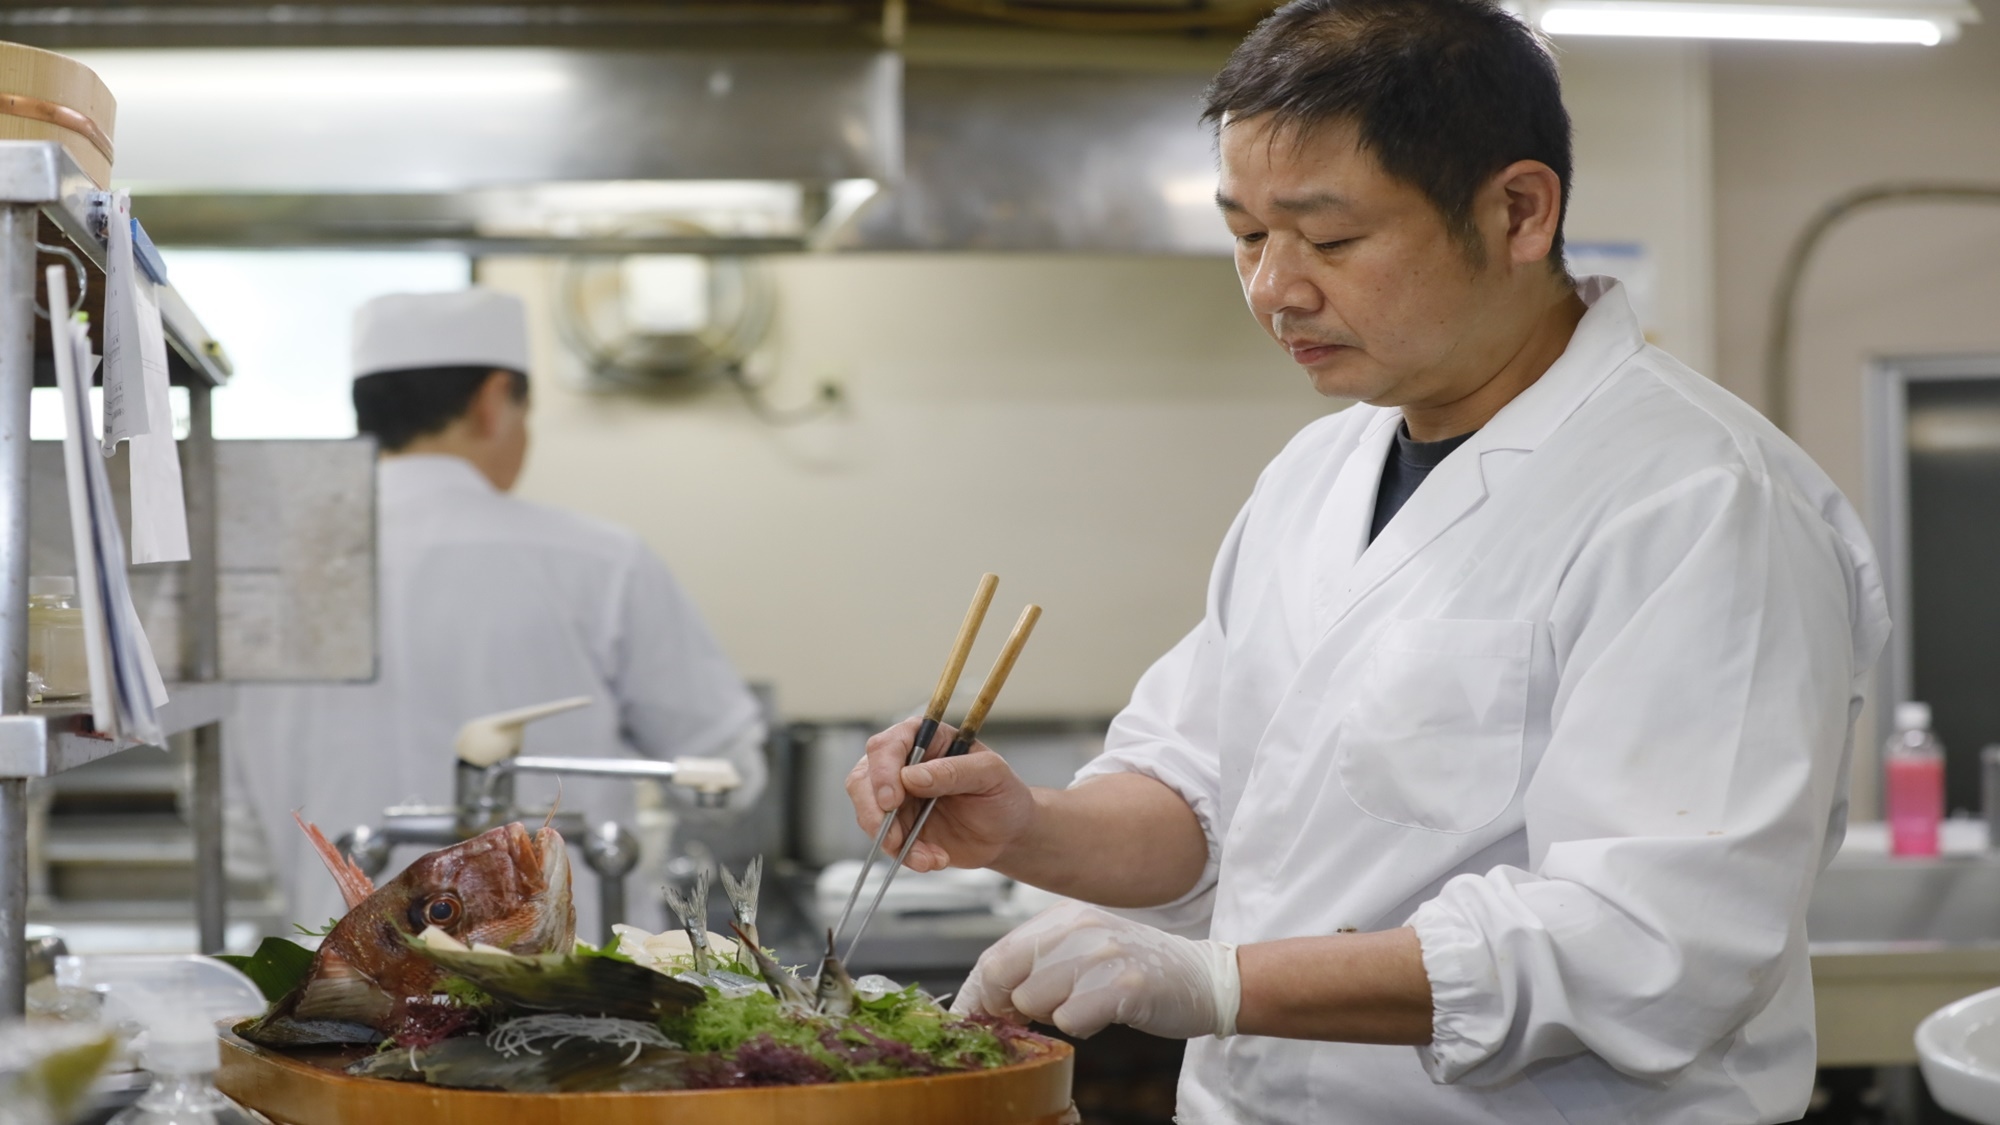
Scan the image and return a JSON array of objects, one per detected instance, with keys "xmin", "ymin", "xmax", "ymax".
[{"xmin": 351, "ymin": 289, "xmax": 530, "ymax": 380}]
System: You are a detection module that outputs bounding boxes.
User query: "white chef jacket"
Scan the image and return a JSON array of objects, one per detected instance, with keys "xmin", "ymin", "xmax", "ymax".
[
  {"xmin": 229, "ymin": 454, "xmax": 764, "ymax": 937},
  {"xmin": 1077, "ymin": 278, "xmax": 1890, "ymax": 1124}
]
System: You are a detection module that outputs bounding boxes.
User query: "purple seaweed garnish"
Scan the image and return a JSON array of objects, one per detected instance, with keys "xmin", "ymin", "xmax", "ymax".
[
  {"xmin": 966, "ymin": 1013, "xmax": 1058, "ymax": 1062},
  {"xmin": 817, "ymin": 1026, "xmax": 939, "ymax": 1076},
  {"xmin": 733, "ymin": 1034, "xmax": 836, "ymax": 1086},
  {"xmin": 390, "ymin": 999, "xmax": 483, "ymax": 1049},
  {"xmin": 681, "ymin": 1053, "xmax": 748, "ymax": 1089}
]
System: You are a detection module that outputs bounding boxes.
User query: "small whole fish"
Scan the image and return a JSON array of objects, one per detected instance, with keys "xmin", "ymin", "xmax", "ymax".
[
  {"xmin": 241, "ymin": 816, "xmax": 573, "ymax": 1047},
  {"xmin": 662, "ymin": 869, "xmax": 714, "ymax": 975},
  {"xmin": 730, "ymin": 921, "xmax": 815, "ymax": 1013},
  {"xmin": 812, "ymin": 928, "xmax": 857, "ymax": 1018},
  {"xmin": 718, "ymin": 857, "xmax": 762, "ymax": 955}
]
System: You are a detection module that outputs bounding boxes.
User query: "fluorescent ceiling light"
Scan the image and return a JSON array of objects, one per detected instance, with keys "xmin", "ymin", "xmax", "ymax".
[
  {"xmin": 78, "ymin": 50, "xmax": 572, "ymax": 101},
  {"xmin": 1524, "ymin": 0, "xmax": 1976, "ymax": 42}
]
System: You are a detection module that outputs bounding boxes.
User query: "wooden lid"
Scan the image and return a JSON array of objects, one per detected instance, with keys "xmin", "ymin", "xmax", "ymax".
[{"xmin": 0, "ymin": 40, "xmax": 116, "ymax": 187}]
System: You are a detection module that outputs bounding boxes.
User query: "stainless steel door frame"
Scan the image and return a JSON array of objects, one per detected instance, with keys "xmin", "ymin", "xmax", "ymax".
[{"xmin": 1864, "ymin": 352, "xmax": 2000, "ymax": 755}]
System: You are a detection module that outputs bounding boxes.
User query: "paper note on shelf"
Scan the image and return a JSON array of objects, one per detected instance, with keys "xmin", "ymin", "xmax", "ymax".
[
  {"xmin": 100, "ymin": 193, "xmax": 154, "ymax": 452},
  {"xmin": 105, "ymin": 191, "xmax": 190, "ymax": 565},
  {"xmin": 49, "ymin": 265, "xmax": 168, "ymax": 745}
]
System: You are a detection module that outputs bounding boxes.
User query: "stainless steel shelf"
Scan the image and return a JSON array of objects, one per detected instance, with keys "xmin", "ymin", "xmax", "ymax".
[
  {"xmin": 0, "ymin": 139, "xmax": 231, "ymax": 388},
  {"xmin": 1, "ymin": 136, "xmax": 234, "ymax": 1014},
  {"xmin": 0, "ymin": 683, "xmax": 234, "ymax": 779}
]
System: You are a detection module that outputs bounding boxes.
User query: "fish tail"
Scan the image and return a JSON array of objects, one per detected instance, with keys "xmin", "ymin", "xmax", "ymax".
[
  {"xmin": 720, "ymin": 856, "xmax": 762, "ymax": 926},
  {"xmin": 293, "ymin": 810, "xmax": 377, "ymax": 911}
]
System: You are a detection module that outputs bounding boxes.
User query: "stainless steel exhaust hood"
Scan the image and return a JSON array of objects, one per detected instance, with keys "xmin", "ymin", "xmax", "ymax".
[
  {"xmin": 845, "ymin": 65, "xmax": 1227, "ymax": 256},
  {"xmin": 81, "ymin": 47, "xmax": 901, "ymax": 252},
  {"xmin": 79, "ymin": 47, "xmax": 1230, "ymax": 256}
]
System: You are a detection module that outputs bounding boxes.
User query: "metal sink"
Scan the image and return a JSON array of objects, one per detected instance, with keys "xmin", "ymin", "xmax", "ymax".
[
  {"xmin": 1810, "ymin": 855, "xmax": 2000, "ymax": 945},
  {"xmin": 1809, "ymin": 848, "xmax": 2000, "ymax": 1066}
]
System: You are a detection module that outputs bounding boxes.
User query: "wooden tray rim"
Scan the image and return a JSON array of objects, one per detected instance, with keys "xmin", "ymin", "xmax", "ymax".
[{"xmin": 219, "ymin": 1025, "xmax": 1074, "ymax": 1106}]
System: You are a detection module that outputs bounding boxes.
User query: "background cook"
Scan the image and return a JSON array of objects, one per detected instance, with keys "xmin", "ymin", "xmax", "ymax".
[{"xmin": 231, "ymin": 288, "xmax": 766, "ymax": 938}]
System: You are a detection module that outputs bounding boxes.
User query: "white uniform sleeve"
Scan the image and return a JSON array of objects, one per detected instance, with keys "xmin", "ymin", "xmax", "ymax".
[
  {"xmin": 1073, "ymin": 502, "xmax": 1253, "ymax": 932},
  {"xmin": 1409, "ymin": 465, "xmax": 1887, "ymax": 1086},
  {"xmin": 610, "ymin": 543, "xmax": 767, "ymax": 807}
]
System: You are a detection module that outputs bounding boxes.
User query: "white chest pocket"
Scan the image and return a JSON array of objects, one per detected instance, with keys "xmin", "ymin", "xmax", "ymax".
[{"xmin": 1335, "ymin": 618, "xmax": 1535, "ymax": 834}]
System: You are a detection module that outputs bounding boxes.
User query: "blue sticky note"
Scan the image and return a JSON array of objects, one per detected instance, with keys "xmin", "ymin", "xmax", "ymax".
[{"xmin": 129, "ymin": 218, "xmax": 169, "ymax": 285}]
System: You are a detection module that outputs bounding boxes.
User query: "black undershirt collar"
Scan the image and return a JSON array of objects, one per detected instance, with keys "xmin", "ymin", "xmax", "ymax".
[{"xmin": 1368, "ymin": 422, "xmax": 1477, "ymax": 543}]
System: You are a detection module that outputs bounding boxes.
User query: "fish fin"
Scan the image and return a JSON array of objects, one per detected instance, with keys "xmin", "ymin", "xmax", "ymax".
[
  {"xmin": 293, "ymin": 810, "xmax": 376, "ymax": 910},
  {"xmin": 293, "ymin": 950, "xmax": 394, "ymax": 1025}
]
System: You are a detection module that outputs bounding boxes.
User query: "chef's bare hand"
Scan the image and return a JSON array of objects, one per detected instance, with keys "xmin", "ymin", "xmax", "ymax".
[
  {"xmin": 845, "ymin": 717, "xmax": 1036, "ymax": 873},
  {"xmin": 951, "ymin": 901, "xmax": 1240, "ymax": 1040}
]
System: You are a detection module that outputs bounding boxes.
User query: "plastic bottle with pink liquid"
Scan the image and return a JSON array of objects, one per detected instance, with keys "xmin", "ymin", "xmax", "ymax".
[{"xmin": 1885, "ymin": 701, "xmax": 1946, "ymax": 857}]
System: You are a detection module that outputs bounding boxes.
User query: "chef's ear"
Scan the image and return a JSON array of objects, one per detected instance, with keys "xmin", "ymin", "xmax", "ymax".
[
  {"xmin": 1487, "ymin": 159, "xmax": 1564, "ymax": 271},
  {"xmin": 469, "ymin": 369, "xmax": 518, "ymax": 437}
]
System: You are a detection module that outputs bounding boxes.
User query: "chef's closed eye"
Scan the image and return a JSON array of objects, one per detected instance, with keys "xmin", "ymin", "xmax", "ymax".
[{"xmin": 1335, "ymin": 618, "xmax": 1535, "ymax": 834}]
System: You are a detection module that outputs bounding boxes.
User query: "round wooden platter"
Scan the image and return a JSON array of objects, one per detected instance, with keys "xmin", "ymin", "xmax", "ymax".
[{"xmin": 217, "ymin": 1028, "xmax": 1079, "ymax": 1125}]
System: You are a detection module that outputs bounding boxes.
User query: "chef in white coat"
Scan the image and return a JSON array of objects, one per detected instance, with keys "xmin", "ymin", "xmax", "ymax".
[
  {"xmin": 846, "ymin": 1, "xmax": 1889, "ymax": 1121},
  {"xmin": 232, "ymin": 288, "xmax": 765, "ymax": 937}
]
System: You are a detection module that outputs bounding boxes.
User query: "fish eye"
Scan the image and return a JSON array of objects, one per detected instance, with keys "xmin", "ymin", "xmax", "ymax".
[{"xmin": 411, "ymin": 894, "xmax": 462, "ymax": 930}]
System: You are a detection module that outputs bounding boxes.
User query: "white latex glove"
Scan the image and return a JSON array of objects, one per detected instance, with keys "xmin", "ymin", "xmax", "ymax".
[{"xmin": 950, "ymin": 901, "xmax": 1239, "ymax": 1040}]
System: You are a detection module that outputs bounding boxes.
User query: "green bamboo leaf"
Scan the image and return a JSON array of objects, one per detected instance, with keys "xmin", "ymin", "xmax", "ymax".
[{"xmin": 217, "ymin": 937, "xmax": 316, "ymax": 1003}]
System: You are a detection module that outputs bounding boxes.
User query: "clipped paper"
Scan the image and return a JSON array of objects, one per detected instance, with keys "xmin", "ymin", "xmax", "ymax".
[
  {"xmin": 49, "ymin": 265, "xmax": 167, "ymax": 744},
  {"xmin": 127, "ymin": 283, "xmax": 190, "ymax": 564},
  {"xmin": 101, "ymin": 192, "xmax": 157, "ymax": 452},
  {"xmin": 106, "ymin": 192, "xmax": 190, "ymax": 564}
]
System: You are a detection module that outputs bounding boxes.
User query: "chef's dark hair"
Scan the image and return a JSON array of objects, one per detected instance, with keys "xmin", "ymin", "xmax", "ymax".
[
  {"xmin": 352, "ymin": 366, "xmax": 528, "ymax": 453},
  {"xmin": 1203, "ymin": 0, "xmax": 1572, "ymax": 266}
]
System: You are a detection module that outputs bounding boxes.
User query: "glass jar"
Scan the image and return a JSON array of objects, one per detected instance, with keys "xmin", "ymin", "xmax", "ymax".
[{"xmin": 27, "ymin": 576, "xmax": 87, "ymax": 702}]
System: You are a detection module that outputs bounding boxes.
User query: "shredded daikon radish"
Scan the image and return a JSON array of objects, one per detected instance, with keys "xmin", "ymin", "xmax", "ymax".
[{"xmin": 486, "ymin": 1014, "xmax": 678, "ymax": 1066}]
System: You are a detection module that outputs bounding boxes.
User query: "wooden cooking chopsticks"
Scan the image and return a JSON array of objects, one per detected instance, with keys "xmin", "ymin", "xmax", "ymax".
[
  {"xmin": 842, "ymin": 603, "xmax": 1041, "ymax": 964},
  {"xmin": 829, "ymin": 573, "xmax": 999, "ymax": 947}
]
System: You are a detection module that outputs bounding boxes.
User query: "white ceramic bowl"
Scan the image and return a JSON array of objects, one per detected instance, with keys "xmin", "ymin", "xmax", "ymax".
[{"xmin": 1917, "ymin": 985, "xmax": 2000, "ymax": 1123}]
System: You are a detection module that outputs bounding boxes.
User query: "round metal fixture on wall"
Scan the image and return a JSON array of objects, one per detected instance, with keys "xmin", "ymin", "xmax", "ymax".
[{"xmin": 554, "ymin": 238, "xmax": 777, "ymax": 395}]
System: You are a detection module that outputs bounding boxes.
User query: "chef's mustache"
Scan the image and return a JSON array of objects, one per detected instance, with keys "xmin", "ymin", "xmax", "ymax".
[{"xmin": 1271, "ymin": 316, "xmax": 1363, "ymax": 350}]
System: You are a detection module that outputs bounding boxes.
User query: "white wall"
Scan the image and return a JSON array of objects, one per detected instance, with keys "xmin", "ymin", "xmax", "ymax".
[
  {"xmin": 1712, "ymin": 29, "xmax": 2000, "ymax": 500},
  {"xmin": 487, "ymin": 254, "xmax": 1326, "ymax": 720},
  {"xmin": 1559, "ymin": 40, "xmax": 1714, "ymax": 375},
  {"xmin": 482, "ymin": 40, "xmax": 1716, "ymax": 723}
]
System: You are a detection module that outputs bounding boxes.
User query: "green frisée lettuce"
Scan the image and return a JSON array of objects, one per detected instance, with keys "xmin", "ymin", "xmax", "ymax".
[{"xmin": 656, "ymin": 983, "xmax": 1016, "ymax": 1087}]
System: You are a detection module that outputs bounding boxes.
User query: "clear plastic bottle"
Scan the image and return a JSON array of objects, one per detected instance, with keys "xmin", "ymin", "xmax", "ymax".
[
  {"xmin": 1885, "ymin": 701, "xmax": 1946, "ymax": 857},
  {"xmin": 26, "ymin": 576, "xmax": 87, "ymax": 701},
  {"xmin": 56, "ymin": 955, "xmax": 268, "ymax": 1125}
]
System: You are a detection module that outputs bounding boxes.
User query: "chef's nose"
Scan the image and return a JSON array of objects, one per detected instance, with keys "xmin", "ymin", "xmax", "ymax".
[{"xmin": 1245, "ymin": 235, "xmax": 1324, "ymax": 320}]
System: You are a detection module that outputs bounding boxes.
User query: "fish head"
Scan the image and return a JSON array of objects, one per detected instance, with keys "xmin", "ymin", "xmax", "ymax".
[
  {"xmin": 259, "ymin": 821, "xmax": 573, "ymax": 1043},
  {"xmin": 813, "ymin": 928, "xmax": 857, "ymax": 1016},
  {"xmin": 396, "ymin": 821, "xmax": 575, "ymax": 953},
  {"xmin": 315, "ymin": 823, "xmax": 572, "ymax": 994}
]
